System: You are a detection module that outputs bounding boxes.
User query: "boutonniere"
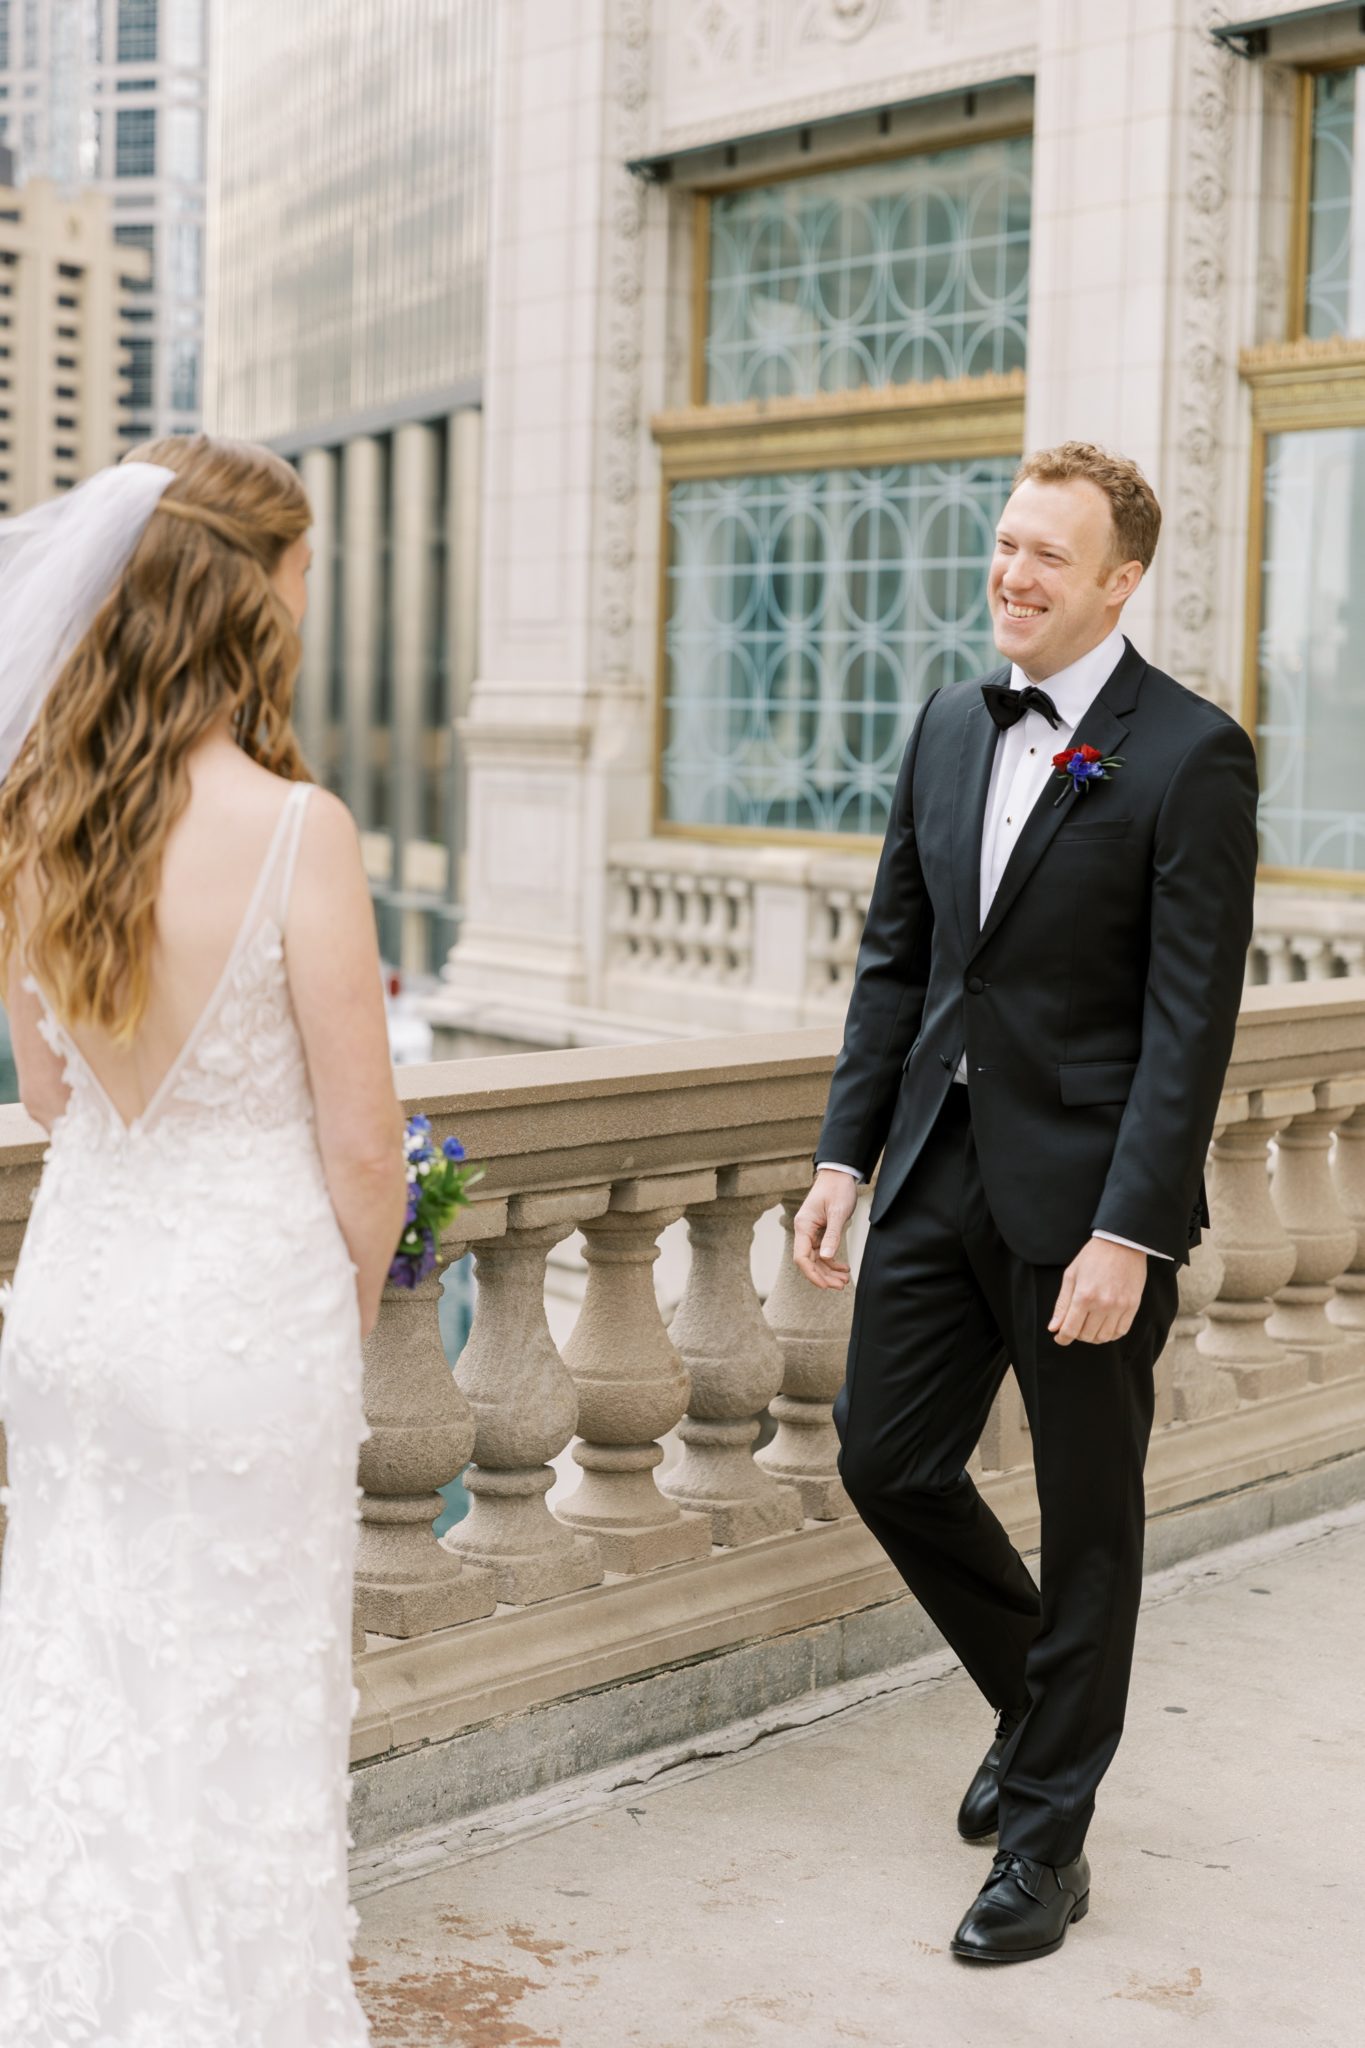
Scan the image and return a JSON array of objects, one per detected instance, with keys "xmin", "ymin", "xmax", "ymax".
[{"xmin": 1051, "ymin": 743, "xmax": 1124, "ymax": 805}]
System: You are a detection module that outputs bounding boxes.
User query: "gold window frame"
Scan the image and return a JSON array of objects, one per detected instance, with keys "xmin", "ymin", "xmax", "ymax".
[
  {"xmin": 1241, "ymin": 338, "xmax": 1365, "ymax": 889},
  {"xmin": 651, "ymin": 126, "xmax": 1031, "ymax": 852},
  {"xmin": 1241, "ymin": 54, "xmax": 1365, "ymax": 888}
]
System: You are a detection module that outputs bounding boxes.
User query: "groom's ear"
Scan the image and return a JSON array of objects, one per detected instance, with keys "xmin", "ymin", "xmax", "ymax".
[{"xmin": 1107, "ymin": 557, "xmax": 1143, "ymax": 606}]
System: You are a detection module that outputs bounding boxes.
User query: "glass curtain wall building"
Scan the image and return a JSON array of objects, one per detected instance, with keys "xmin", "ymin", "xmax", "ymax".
[
  {"xmin": 0, "ymin": 0, "xmax": 209, "ymax": 445},
  {"xmin": 207, "ymin": 0, "xmax": 493, "ymax": 975}
]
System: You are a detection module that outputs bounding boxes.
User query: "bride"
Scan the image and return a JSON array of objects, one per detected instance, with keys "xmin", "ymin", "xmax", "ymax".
[{"xmin": 0, "ymin": 437, "xmax": 406, "ymax": 2044}]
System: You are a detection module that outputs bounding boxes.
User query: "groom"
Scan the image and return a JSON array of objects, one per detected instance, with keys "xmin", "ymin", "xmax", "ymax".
[{"xmin": 794, "ymin": 442, "xmax": 1258, "ymax": 1963}]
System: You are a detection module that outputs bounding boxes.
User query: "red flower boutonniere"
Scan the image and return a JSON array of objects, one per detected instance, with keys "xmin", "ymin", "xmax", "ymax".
[{"xmin": 1051, "ymin": 742, "xmax": 1124, "ymax": 806}]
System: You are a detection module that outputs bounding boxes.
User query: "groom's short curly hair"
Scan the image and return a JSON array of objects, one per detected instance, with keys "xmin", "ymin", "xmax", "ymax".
[{"xmin": 1013, "ymin": 441, "xmax": 1162, "ymax": 573}]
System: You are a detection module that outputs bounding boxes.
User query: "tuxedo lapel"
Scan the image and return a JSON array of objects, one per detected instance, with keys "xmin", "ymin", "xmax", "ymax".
[
  {"xmin": 951, "ymin": 666, "xmax": 1008, "ymax": 949},
  {"xmin": 970, "ymin": 641, "xmax": 1147, "ymax": 960}
]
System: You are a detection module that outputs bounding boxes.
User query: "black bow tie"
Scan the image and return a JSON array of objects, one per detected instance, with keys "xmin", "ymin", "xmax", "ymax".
[{"xmin": 981, "ymin": 681, "xmax": 1062, "ymax": 731}]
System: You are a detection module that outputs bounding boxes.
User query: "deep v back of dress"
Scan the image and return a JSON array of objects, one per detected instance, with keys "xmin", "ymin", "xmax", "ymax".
[
  {"xmin": 0, "ymin": 780, "xmax": 372, "ymax": 2047},
  {"xmin": 27, "ymin": 780, "xmax": 316, "ymax": 1145}
]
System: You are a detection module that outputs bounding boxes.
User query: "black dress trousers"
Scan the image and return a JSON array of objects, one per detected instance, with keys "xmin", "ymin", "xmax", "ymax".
[{"xmin": 834, "ymin": 1083, "xmax": 1180, "ymax": 1866}]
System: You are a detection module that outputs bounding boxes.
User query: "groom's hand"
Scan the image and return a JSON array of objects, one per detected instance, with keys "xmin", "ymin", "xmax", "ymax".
[
  {"xmin": 793, "ymin": 1169, "xmax": 858, "ymax": 1290},
  {"xmin": 1048, "ymin": 1237, "xmax": 1147, "ymax": 1346}
]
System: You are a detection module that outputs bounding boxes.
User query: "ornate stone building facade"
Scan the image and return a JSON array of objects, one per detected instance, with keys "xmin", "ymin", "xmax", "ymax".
[{"xmin": 418, "ymin": 4, "xmax": 1365, "ymax": 1046}]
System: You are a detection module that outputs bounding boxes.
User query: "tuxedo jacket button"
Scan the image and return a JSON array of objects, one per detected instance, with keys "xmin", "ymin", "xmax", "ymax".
[{"xmin": 967, "ymin": 975, "xmax": 985, "ymax": 994}]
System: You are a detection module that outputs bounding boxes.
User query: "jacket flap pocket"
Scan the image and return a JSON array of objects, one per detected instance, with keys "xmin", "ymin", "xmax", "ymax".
[
  {"xmin": 1053, "ymin": 817, "xmax": 1132, "ymax": 844},
  {"xmin": 1059, "ymin": 1059, "xmax": 1138, "ymax": 1106}
]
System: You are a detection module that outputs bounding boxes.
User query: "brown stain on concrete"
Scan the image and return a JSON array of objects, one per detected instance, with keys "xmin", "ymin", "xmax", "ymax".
[
  {"xmin": 1110, "ymin": 1964, "xmax": 1212, "ymax": 2016},
  {"xmin": 352, "ymin": 1954, "xmax": 560, "ymax": 2047},
  {"xmin": 504, "ymin": 1923, "xmax": 570, "ymax": 1967}
]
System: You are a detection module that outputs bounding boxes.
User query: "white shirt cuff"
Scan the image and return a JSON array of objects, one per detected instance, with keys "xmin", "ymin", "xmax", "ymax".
[
  {"xmin": 815, "ymin": 1162, "xmax": 864, "ymax": 1183},
  {"xmin": 1093, "ymin": 1229, "xmax": 1171, "ymax": 1261}
]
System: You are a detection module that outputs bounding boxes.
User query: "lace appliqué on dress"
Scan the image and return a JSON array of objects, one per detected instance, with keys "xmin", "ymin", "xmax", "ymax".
[{"xmin": 0, "ymin": 784, "xmax": 370, "ymax": 2047}]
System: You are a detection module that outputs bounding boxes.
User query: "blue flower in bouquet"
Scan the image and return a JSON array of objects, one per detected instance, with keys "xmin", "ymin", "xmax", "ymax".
[{"xmin": 385, "ymin": 1116, "xmax": 483, "ymax": 1292}]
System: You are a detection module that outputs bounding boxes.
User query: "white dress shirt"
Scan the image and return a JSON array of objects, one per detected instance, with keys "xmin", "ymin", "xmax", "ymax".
[{"xmin": 819, "ymin": 624, "xmax": 1168, "ymax": 1260}]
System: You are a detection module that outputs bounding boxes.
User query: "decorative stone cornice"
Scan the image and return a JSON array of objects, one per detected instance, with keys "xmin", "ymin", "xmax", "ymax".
[{"xmin": 1239, "ymin": 336, "xmax": 1365, "ymax": 428}]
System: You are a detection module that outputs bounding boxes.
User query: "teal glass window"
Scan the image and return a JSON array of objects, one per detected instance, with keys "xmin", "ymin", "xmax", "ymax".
[
  {"xmin": 1255, "ymin": 425, "xmax": 1365, "ymax": 872},
  {"xmin": 661, "ymin": 459, "xmax": 1012, "ymax": 837},
  {"xmin": 704, "ymin": 137, "xmax": 1032, "ymax": 404},
  {"xmin": 1304, "ymin": 66, "xmax": 1365, "ymax": 339}
]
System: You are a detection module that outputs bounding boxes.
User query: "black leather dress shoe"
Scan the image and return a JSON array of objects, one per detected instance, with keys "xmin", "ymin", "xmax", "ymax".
[
  {"xmin": 956, "ymin": 1702, "xmax": 1028, "ymax": 1841},
  {"xmin": 950, "ymin": 1849, "xmax": 1091, "ymax": 1963}
]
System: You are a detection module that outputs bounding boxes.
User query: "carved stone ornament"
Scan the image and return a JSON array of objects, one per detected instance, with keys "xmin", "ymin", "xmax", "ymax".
[
  {"xmin": 797, "ymin": 0, "xmax": 890, "ymax": 45},
  {"xmin": 1166, "ymin": 2, "xmax": 1235, "ymax": 704}
]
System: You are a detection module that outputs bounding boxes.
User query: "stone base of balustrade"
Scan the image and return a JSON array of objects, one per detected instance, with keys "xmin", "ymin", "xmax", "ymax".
[{"xmin": 351, "ymin": 1364, "xmax": 1365, "ymax": 1852}]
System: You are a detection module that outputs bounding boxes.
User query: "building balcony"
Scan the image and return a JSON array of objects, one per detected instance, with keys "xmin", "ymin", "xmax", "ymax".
[{"xmin": 1, "ymin": 981, "xmax": 1363, "ymax": 2035}]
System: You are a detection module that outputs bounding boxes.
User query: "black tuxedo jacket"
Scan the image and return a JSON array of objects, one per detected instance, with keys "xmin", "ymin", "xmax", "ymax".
[{"xmin": 816, "ymin": 638, "xmax": 1259, "ymax": 1266}]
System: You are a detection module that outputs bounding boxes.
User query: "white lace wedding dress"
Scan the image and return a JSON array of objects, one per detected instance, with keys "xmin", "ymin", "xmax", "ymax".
[{"xmin": 0, "ymin": 784, "xmax": 372, "ymax": 2047}]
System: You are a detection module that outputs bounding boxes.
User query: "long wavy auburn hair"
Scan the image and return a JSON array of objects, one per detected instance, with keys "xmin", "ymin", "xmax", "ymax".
[{"xmin": 0, "ymin": 434, "xmax": 313, "ymax": 1043}]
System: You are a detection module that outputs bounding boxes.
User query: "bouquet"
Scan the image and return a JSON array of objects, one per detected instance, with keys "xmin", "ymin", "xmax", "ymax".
[{"xmin": 388, "ymin": 1114, "xmax": 483, "ymax": 1290}]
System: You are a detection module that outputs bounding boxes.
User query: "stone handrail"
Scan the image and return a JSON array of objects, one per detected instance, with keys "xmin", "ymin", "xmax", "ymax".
[{"xmin": 2, "ymin": 980, "xmax": 1364, "ymax": 1821}]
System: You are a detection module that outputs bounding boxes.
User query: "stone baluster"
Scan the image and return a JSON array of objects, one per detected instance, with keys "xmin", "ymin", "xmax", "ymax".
[
  {"xmin": 661, "ymin": 1162, "xmax": 805, "ymax": 1546},
  {"xmin": 1255, "ymin": 933, "xmax": 1295, "ymax": 985},
  {"xmin": 754, "ymin": 1189, "xmax": 855, "ymax": 1519},
  {"xmin": 653, "ymin": 871, "xmax": 683, "ymax": 971},
  {"xmin": 354, "ymin": 1200, "xmax": 504, "ymax": 1639},
  {"xmin": 1268, "ymin": 1082, "xmax": 1365, "ymax": 1380},
  {"xmin": 676, "ymin": 874, "xmax": 703, "ymax": 973},
  {"xmin": 1328, "ymin": 1101, "xmax": 1365, "ymax": 1348},
  {"xmin": 1167, "ymin": 1233, "xmax": 1235, "ymax": 1421},
  {"xmin": 978, "ymin": 1376, "xmax": 1031, "ymax": 1472},
  {"xmin": 556, "ymin": 1172, "xmax": 715, "ymax": 1572},
  {"xmin": 1293, "ymin": 934, "xmax": 1337, "ymax": 981},
  {"xmin": 442, "ymin": 1188, "xmax": 607, "ymax": 1603},
  {"xmin": 1198, "ymin": 1089, "xmax": 1311, "ymax": 1399}
]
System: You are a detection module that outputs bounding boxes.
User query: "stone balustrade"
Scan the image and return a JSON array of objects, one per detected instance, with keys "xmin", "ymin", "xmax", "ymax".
[
  {"xmin": 602, "ymin": 841, "xmax": 1365, "ymax": 1036},
  {"xmin": 1, "ymin": 981, "xmax": 1364, "ymax": 1842}
]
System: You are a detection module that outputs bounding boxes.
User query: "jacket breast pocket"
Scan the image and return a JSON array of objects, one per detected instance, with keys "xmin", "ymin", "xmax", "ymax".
[
  {"xmin": 1053, "ymin": 816, "xmax": 1133, "ymax": 845},
  {"xmin": 1058, "ymin": 1059, "xmax": 1138, "ymax": 1106}
]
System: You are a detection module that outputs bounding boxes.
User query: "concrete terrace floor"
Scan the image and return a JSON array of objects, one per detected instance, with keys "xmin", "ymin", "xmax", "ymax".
[{"xmin": 351, "ymin": 1504, "xmax": 1364, "ymax": 2048}]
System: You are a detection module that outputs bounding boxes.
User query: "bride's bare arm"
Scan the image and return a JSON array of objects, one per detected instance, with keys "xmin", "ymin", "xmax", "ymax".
[
  {"xmin": 1, "ymin": 965, "xmax": 70, "ymax": 1133},
  {"xmin": 285, "ymin": 790, "xmax": 406, "ymax": 1337}
]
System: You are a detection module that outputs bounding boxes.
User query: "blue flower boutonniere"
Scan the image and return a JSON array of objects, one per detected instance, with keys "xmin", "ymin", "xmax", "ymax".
[{"xmin": 1051, "ymin": 743, "xmax": 1125, "ymax": 806}]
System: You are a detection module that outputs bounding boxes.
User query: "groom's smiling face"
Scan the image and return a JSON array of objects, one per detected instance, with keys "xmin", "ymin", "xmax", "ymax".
[{"xmin": 987, "ymin": 476, "xmax": 1142, "ymax": 683}]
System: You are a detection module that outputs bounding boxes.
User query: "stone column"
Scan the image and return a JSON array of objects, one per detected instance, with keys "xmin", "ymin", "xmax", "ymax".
[
  {"xmin": 661, "ymin": 1163, "xmax": 804, "ymax": 1546},
  {"xmin": 1328, "ymin": 1102, "xmax": 1365, "ymax": 1345},
  {"xmin": 296, "ymin": 444, "xmax": 336, "ymax": 775},
  {"xmin": 353, "ymin": 1196, "xmax": 505, "ymax": 1639},
  {"xmin": 341, "ymin": 433, "xmax": 384, "ymax": 831},
  {"xmin": 1198, "ymin": 1089, "xmax": 1311, "ymax": 1399},
  {"xmin": 1268, "ymin": 1082, "xmax": 1365, "ymax": 1381},
  {"xmin": 426, "ymin": 0, "xmax": 659, "ymax": 1041},
  {"xmin": 754, "ymin": 1190, "xmax": 854, "ymax": 1520},
  {"xmin": 391, "ymin": 420, "xmax": 440, "ymax": 974},
  {"xmin": 442, "ymin": 1188, "xmax": 607, "ymax": 1603},
  {"xmin": 556, "ymin": 1171, "xmax": 715, "ymax": 1572},
  {"xmin": 446, "ymin": 407, "xmax": 481, "ymax": 922}
]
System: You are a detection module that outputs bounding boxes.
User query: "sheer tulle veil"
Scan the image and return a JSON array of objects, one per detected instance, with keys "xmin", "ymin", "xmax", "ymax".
[{"xmin": 0, "ymin": 462, "xmax": 176, "ymax": 782}]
